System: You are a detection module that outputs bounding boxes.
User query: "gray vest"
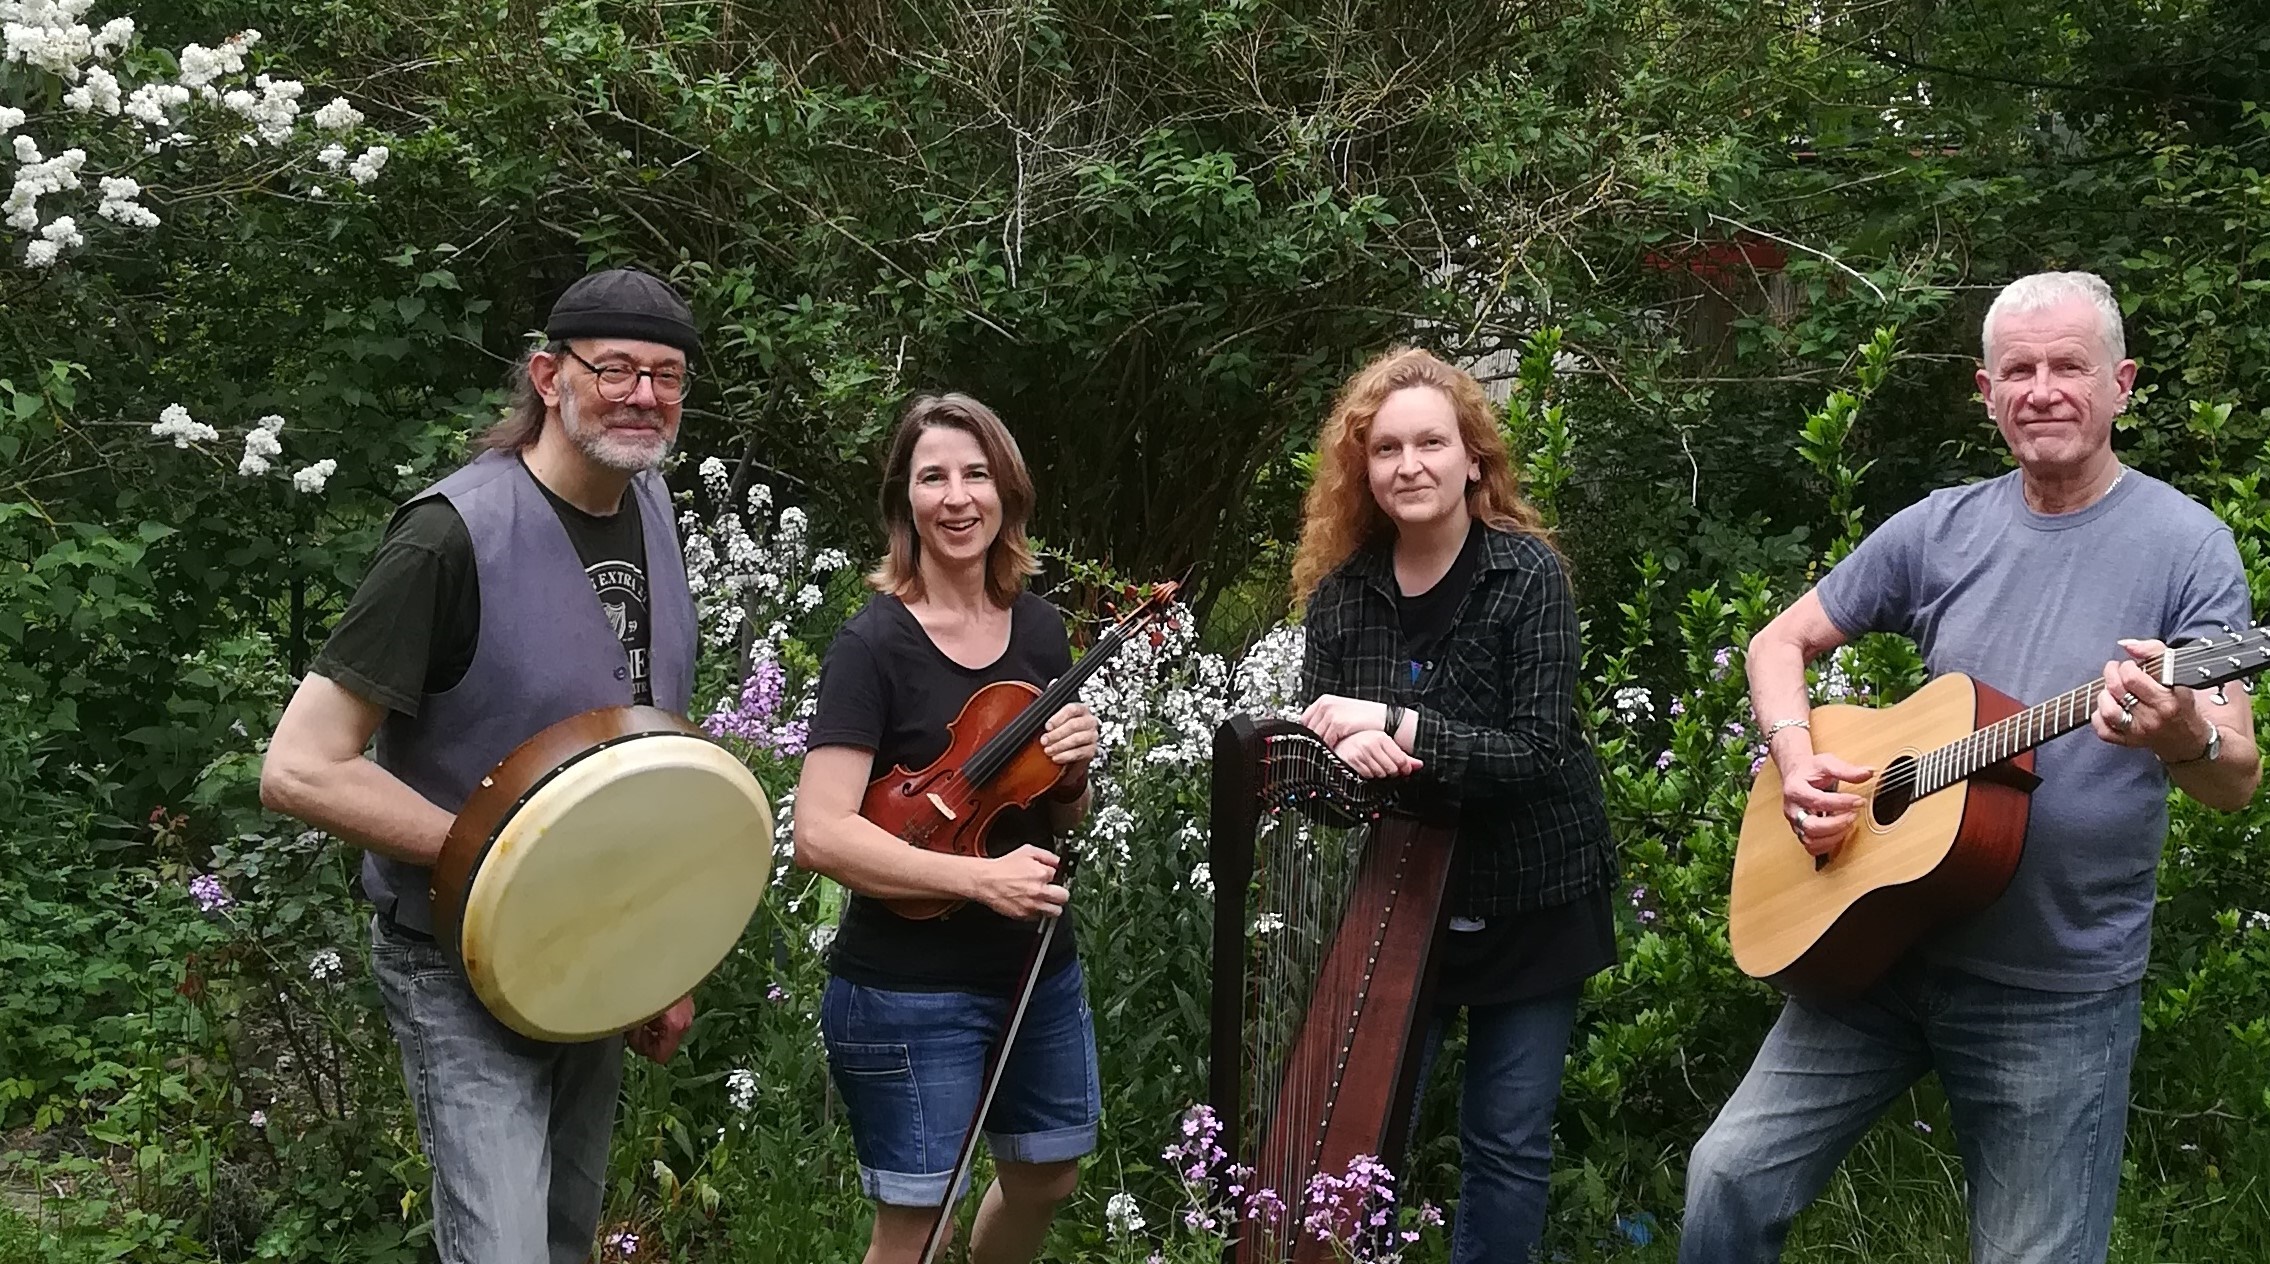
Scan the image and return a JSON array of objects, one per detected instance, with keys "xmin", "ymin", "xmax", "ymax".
[{"xmin": 364, "ymin": 450, "xmax": 697, "ymax": 933}]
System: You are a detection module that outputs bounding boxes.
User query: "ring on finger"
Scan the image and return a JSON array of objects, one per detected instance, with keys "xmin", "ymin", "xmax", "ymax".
[
  {"xmin": 2120, "ymin": 691, "xmax": 2139, "ymax": 709},
  {"xmin": 2116, "ymin": 706, "xmax": 2134, "ymax": 731}
]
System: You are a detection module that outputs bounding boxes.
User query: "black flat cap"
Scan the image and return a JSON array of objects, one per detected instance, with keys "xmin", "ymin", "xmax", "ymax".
[{"xmin": 546, "ymin": 268, "xmax": 700, "ymax": 358}]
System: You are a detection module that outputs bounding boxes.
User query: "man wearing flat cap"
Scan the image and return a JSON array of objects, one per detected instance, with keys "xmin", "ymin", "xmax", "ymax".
[{"xmin": 262, "ymin": 268, "xmax": 705, "ymax": 1263}]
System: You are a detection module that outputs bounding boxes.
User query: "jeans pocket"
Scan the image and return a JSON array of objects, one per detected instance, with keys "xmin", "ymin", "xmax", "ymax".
[{"xmin": 830, "ymin": 1041, "xmax": 913, "ymax": 1081}]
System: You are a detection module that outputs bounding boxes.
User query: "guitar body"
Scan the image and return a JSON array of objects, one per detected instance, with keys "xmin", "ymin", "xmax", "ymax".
[{"xmin": 1730, "ymin": 672, "xmax": 2037, "ymax": 1000}]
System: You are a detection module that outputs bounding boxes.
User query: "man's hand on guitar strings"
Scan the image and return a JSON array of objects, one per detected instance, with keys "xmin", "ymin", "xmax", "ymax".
[
  {"xmin": 2094, "ymin": 639, "xmax": 2211, "ymax": 760},
  {"xmin": 1333, "ymin": 729, "xmax": 1422, "ymax": 779},
  {"xmin": 1780, "ymin": 751, "xmax": 1875, "ymax": 860}
]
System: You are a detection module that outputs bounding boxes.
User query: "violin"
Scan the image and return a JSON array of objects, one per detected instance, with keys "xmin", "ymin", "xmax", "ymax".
[{"xmin": 860, "ymin": 582, "xmax": 1179, "ymax": 919}]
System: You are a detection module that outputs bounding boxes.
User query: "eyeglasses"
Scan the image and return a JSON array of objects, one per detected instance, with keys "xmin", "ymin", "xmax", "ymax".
[{"xmin": 561, "ymin": 346, "xmax": 692, "ymax": 404}]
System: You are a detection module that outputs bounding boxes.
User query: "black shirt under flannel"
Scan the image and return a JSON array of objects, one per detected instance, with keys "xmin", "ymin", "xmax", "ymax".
[{"xmin": 1300, "ymin": 526, "xmax": 1616, "ymax": 916}]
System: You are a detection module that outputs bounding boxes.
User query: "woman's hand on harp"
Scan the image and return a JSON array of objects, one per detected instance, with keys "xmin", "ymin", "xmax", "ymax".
[
  {"xmin": 972, "ymin": 844, "xmax": 1071, "ymax": 920},
  {"xmin": 1334, "ymin": 730, "xmax": 1421, "ymax": 780},
  {"xmin": 1302, "ymin": 694, "xmax": 1391, "ymax": 746}
]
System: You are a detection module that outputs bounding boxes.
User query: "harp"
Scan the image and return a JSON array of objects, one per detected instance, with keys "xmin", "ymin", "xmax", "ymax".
[{"xmin": 1207, "ymin": 715, "xmax": 1457, "ymax": 1261}]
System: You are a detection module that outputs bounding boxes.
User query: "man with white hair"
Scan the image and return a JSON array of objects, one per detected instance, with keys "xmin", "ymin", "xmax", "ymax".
[{"xmin": 1678, "ymin": 271, "xmax": 2260, "ymax": 1262}]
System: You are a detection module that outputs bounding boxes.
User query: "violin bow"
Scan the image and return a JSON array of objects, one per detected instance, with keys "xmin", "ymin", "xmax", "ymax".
[{"xmin": 916, "ymin": 843, "xmax": 1081, "ymax": 1264}]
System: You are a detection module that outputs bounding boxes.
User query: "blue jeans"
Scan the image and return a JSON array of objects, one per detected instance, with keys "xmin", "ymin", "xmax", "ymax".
[
  {"xmin": 1409, "ymin": 986, "xmax": 1583, "ymax": 1264},
  {"xmin": 368, "ymin": 915, "xmax": 624, "ymax": 1264},
  {"xmin": 1679, "ymin": 960, "xmax": 2141, "ymax": 1264},
  {"xmin": 821, "ymin": 961, "xmax": 1101, "ymax": 1207}
]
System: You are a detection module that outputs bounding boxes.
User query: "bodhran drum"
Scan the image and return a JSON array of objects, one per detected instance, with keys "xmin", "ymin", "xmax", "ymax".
[{"xmin": 430, "ymin": 705, "xmax": 775, "ymax": 1042}]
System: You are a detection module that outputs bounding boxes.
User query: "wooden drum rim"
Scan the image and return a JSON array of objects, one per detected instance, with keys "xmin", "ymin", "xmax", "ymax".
[{"xmin": 429, "ymin": 704, "xmax": 703, "ymax": 956}]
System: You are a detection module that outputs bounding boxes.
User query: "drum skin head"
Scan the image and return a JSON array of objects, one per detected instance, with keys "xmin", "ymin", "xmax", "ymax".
[{"xmin": 457, "ymin": 733, "xmax": 774, "ymax": 1041}]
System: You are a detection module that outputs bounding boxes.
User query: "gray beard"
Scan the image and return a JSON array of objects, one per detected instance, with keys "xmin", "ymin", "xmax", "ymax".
[{"xmin": 559, "ymin": 392, "xmax": 672, "ymax": 473}]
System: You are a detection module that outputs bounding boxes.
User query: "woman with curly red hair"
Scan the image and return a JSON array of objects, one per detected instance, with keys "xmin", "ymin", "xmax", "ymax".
[{"xmin": 1293, "ymin": 346, "xmax": 1618, "ymax": 1262}]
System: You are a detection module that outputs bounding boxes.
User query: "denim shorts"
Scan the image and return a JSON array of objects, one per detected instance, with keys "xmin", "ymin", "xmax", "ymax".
[{"xmin": 821, "ymin": 960, "xmax": 1101, "ymax": 1206}]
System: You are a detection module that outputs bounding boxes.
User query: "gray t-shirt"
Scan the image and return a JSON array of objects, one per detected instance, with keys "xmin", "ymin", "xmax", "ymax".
[{"xmin": 1816, "ymin": 468, "xmax": 2248, "ymax": 991}]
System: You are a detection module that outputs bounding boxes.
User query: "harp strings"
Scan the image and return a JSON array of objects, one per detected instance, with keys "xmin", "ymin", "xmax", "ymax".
[{"xmin": 1242, "ymin": 731, "xmax": 1383, "ymax": 1257}]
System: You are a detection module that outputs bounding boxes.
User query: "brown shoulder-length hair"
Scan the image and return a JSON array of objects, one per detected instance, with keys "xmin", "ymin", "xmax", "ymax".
[
  {"xmin": 866, "ymin": 392, "xmax": 1040, "ymax": 607},
  {"xmin": 472, "ymin": 341, "xmax": 565, "ymax": 454},
  {"xmin": 1289, "ymin": 346, "xmax": 1554, "ymax": 603}
]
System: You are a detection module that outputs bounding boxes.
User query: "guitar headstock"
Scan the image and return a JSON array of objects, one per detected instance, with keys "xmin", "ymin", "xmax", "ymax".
[{"xmin": 2169, "ymin": 625, "xmax": 2270, "ymax": 691}]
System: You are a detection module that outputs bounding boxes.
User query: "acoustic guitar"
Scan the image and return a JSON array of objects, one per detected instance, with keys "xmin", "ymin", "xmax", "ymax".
[{"xmin": 1730, "ymin": 627, "xmax": 2270, "ymax": 999}]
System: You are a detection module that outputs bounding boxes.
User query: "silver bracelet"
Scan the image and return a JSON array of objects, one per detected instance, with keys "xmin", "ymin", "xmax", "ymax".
[{"xmin": 1763, "ymin": 717, "xmax": 1811, "ymax": 739}]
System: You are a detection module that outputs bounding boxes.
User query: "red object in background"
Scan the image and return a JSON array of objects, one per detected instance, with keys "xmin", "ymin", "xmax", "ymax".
[{"xmin": 1642, "ymin": 234, "xmax": 1789, "ymax": 285}]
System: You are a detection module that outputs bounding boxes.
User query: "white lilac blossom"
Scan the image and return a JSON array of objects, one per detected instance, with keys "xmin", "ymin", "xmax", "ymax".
[
  {"xmin": 3, "ymin": 0, "xmax": 98, "ymax": 78},
  {"xmin": 310, "ymin": 96, "xmax": 362, "ymax": 131},
  {"xmin": 725, "ymin": 1067, "xmax": 757, "ymax": 1111},
  {"xmin": 6, "ymin": 143, "xmax": 88, "ymax": 231},
  {"xmin": 290, "ymin": 457, "xmax": 336, "ymax": 493},
  {"xmin": 0, "ymin": 106, "xmax": 22, "ymax": 134},
  {"xmin": 60, "ymin": 63, "xmax": 117, "ymax": 113},
  {"xmin": 151, "ymin": 403, "xmax": 217, "ymax": 447},
  {"xmin": 95, "ymin": 174, "xmax": 156, "ymax": 226},
  {"xmin": 239, "ymin": 426, "xmax": 280, "ymax": 475},
  {"xmin": 221, "ymin": 73, "xmax": 304, "ymax": 145},
  {"xmin": 315, "ymin": 142, "xmax": 345, "ymax": 169},
  {"xmin": 176, "ymin": 31, "xmax": 259, "ymax": 92},
  {"xmin": 345, "ymin": 144, "xmax": 387, "ymax": 185},
  {"xmin": 123, "ymin": 81, "xmax": 189, "ymax": 129}
]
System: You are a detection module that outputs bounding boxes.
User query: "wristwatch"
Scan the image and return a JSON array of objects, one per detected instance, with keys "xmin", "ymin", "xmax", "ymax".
[{"xmin": 2176, "ymin": 722, "xmax": 2222, "ymax": 766}]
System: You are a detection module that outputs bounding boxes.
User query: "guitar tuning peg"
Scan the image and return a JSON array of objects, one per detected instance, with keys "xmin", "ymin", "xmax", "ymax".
[{"xmin": 2213, "ymin": 686, "xmax": 2230, "ymax": 706}]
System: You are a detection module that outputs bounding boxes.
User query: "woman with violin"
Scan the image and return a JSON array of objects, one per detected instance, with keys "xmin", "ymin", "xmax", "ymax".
[
  {"xmin": 793, "ymin": 392, "xmax": 1101, "ymax": 1264},
  {"xmin": 1292, "ymin": 347, "xmax": 1617, "ymax": 1263}
]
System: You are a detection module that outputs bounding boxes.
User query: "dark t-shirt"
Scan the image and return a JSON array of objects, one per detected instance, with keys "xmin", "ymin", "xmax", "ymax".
[
  {"xmin": 312, "ymin": 457, "xmax": 653, "ymax": 712},
  {"xmin": 807, "ymin": 592, "xmax": 1078, "ymax": 993},
  {"xmin": 1396, "ymin": 522, "xmax": 1616, "ymax": 1007}
]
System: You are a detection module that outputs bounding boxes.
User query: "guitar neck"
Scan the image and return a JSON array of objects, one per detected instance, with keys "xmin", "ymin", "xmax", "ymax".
[{"xmin": 1917, "ymin": 649, "xmax": 2171, "ymax": 795}]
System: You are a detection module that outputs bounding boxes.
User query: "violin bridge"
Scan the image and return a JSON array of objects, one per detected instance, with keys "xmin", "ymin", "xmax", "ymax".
[{"xmin": 927, "ymin": 792, "xmax": 958, "ymax": 821}]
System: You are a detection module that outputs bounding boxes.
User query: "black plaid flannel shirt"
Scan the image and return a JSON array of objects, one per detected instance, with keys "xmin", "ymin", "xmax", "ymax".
[{"xmin": 1299, "ymin": 526, "xmax": 1616, "ymax": 916}]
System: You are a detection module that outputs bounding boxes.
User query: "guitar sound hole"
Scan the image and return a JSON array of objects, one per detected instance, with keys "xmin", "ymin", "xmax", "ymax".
[{"xmin": 1871, "ymin": 754, "xmax": 1917, "ymax": 828}]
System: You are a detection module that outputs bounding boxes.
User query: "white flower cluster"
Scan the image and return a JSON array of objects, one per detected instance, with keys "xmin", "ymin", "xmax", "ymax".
[
  {"xmin": 238, "ymin": 413, "xmax": 284, "ymax": 476},
  {"xmin": 307, "ymin": 946, "xmax": 343, "ymax": 982},
  {"xmin": 725, "ymin": 1067, "xmax": 758, "ymax": 1112},
  {"xmin": 6, "ymin": 135, "xmax": 87, "ymax": 234},
  {"xmin": 344, "ymin": 143, "xmax": 387, "ymax": 185},
  {"xmin": 2, "ymin": 1, "xmax": 130, "ymax": 80},
  {"xmin": 149, "ymin": 403, "xmax": 216, "ymax": 447},
  {"xmin": 2, "ymin": 11, "xmax": 388, "ymax": 269},
  {"xmin": 310, "ymin": 96, "xmax": 362, "ymax": 132},
  {"xmin": 62, "ymin": 63, "xmax": 118, "ymax": 113},
  {"xmin": 291, "ymin": 457, "xmax": 336, "ymax": 494},
  {"xmin": 177, "ymin": 30, "xmax": 258, "ymax": 92},
  {"xmin": 221, "ymin": 73, "xmax": 303, "ymax": 145},
  {"xmin": 1105, "ymin": 1191, "xmax": 1146, "ymax": 1236},
  {"xmin": 123, "ymin": 80, "xmax": 187, "ymax": 130},
  {"xmin": 1077, "ymin": 601, "xmax": 1234, "ymax": 772},
  {"xmin": 21, "ymin": 210, "xmax": 80, "ymax": 265},
  {"xmin": 1613, "ymin": 685, "xmax": 1653, "ymax": 723},
  {"xmin": 682, "ymin": 456, "xmax": 852, "ymax": 658},
  {"xmin": 94, "ymin": 173, "xmax": 153, "ymax": 226}
]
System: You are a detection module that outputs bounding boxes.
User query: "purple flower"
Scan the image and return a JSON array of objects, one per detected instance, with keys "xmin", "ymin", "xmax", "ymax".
[
  {"xmin": 1669, "ymin": 698, "xmax": 1686, "ymax": 716},
  {"xmin": 702, "ymin": 656, "xmax": 808, "ymax": 755},
  {"xmin": 1654, "ymin": 750, "xmax": 1674, "ymax": 771},
  {"xmin": 189, "ymin": 874, "xmax": 231, "ymax": 913},
  {"xmin": 766, "ymin": 984, "xmax": 786, "ymax": 1003},
  {"xmin": 1713, "ymin": 646, "xmax": 1734, "ymax": 676},
  {"xmin": 1913, "ymin": 1119, "xmax": 1932, "ymax": 1134}
]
